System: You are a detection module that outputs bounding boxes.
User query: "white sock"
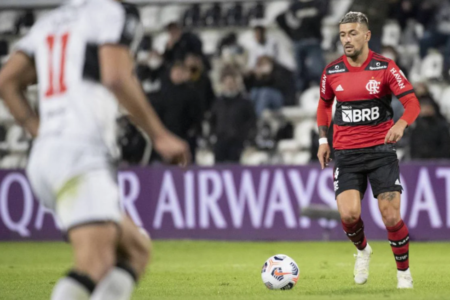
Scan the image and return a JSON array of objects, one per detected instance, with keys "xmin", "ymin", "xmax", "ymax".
[
  {"xmin": 51, "ymin": 277, "xmax": 91, "ymax": 300},
  {"xmin": 91, "ymin": 267, "xmax": 136, "ymax": 300}
]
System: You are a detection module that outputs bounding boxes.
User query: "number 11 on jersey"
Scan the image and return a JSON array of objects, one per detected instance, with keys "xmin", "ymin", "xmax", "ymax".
[{"xmin": 45, "ymin": 32, "xmax": 69, "ymax": 98}]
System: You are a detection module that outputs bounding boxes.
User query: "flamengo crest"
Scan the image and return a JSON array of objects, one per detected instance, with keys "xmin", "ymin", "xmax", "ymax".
[{"xmin": 366, "ymin": 79, "xmax": 380, "ymax": 95}]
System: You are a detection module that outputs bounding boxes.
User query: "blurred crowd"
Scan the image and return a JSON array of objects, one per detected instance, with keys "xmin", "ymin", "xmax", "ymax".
[{"xmin": 0, "ymin": 0, "xmax": 450, "ymax": 167}]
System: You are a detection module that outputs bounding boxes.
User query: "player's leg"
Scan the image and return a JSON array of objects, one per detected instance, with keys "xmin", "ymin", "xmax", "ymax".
[
  {"xmin": 337, "ymin": 189, "xmax": 366, "ymax": 249},
  {"xmin": 370, "ymin": 159, "xmax": 412, "ymax": 289},
  {"xmin": 377, "ymin": 191, "xmax": 412, "ymax": 288},
  {"xmin": 91, "ymin": 215, "xmax": 150, "ymax": 300},
  {"xmin": 334, "ymin": 166, "xmax": 369, "ymax": 251},
  {"xmin": 51, "ymin": 223, "xmax": 118, "ymax": 300},
  {"xmin": 49, "ymin": 168, "xmax": 125, "ymax": 299},
  {"xmin": 337, "ymin": 189, "xmax": 372, "ymax": 285},
  {"xmin": 334, "ymin": 166, "xmax": 372, "ymax": 285}
]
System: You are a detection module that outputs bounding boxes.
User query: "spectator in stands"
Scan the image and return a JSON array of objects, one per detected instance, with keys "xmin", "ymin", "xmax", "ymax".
[
  {"xmin": 244, "ymin": 56, "xmax": 296, "ymax": 116},
  {"xmin": 136, "ymin": 50, "xmax": 166, "ymax": 96},
  {"xmin": 150, "ymin": 62, "xmax": 202, "ymax": 162},
  {"xmin": 276, "ymin": 0, "xmax": 328, "ymax": 92},
  {"xmin": 349, "ymin": 0, "xmax": 389, "ymax": 53},
  {"xmin": 211, "ymin": 70, "xmax": 256, "ymax": 163},
  {"xmin": 245, "ymin": 20, "xmax": 279, "ymax": 70},
  {"xmin": 418, "ymin": 0, "xmax": 450, "ymax": 80},
  {"xmin": 164, "ymin": 21, "xmax": 208, "ymax": 69},
  {"xmin": 184, "ymin": 53, "xmax": 215, "ymax": 117},
  {"xmin": 410, "ymin": 97, "xmax": 450, "ymax": 159},
  {"xmin": 217, "ymin": 32, "xmax": 247, "ymax": 70},
  {"xmin": 388, "ymin": 0, "xmax": 420, "ymax": 31},
  {"xmin": 117, "ymin": 117, "xmax": 147, "ymax": 165}
]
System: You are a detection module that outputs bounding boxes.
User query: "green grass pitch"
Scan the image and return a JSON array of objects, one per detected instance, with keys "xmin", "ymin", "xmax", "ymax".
[{"xmin": 1, "ymin": 241, "xmax": 449, "ymax": 299}]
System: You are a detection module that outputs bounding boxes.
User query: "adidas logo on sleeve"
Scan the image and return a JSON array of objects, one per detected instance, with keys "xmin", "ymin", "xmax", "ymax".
[{"xmin": 336, "ymin": 85, "xmax": 344, "ymax": 91}]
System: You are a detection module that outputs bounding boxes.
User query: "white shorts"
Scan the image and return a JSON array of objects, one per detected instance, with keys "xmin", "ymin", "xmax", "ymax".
[{"xmin": 26, "ymin": 138, "xmax": 123, "ymax": 231}]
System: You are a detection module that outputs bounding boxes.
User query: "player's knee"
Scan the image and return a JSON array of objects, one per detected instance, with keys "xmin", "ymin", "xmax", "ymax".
[
  {"xmin": 379, "ymin": 207, "xmax": 401, "ymax": 227},
  {"xmin": 382, "ymin": 213, "xmax": 401, "ymax": 227},
  {"xmin": 129, "ymin": 234, "xmax": 151, "ymax": 277},
  {"xmin": 340, "ymin": 211, "xmax": 360, "ymax": 224},
  {"xmin": 77, "ymin": 247, "xmax": 115, "ymax": 282}
]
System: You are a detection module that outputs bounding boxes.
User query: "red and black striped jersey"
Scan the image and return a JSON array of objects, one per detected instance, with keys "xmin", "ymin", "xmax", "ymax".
[{"xmin": 319, "ymin": 51, "xmax": 415, "ymax": 150}]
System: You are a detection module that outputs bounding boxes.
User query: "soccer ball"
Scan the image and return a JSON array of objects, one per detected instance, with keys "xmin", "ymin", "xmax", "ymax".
[{"xmin": 261, "ymin": 254, "xmax": 300, "ymax": 290}]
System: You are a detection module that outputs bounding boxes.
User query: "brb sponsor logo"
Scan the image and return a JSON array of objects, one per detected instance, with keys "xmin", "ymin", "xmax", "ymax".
[
  {"xmin": 342, "ymin": 106, "xmax": 380, "ymax": 123},
  {"xmin": 366, "ymin": 79, "xmax": 381, "ymax": 94}
]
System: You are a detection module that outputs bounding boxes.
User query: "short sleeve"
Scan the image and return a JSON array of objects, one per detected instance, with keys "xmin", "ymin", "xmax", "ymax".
[
  {"xmin": 96, "ymin": 2, "xmax": 142, "ymax": 52},
  {"xmin": 386, "ymin": 60, "xmax": 414, "ymax": 99},
  {"xmin": 14, "ymin": 29, "xmax": 37, "ymax": 58},
  {"xmin": 320, "ymin": 69, "xmax": 335, "ymax": 101}
]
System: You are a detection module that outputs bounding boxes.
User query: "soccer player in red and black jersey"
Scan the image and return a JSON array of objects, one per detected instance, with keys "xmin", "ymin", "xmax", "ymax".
[{"xmin": 316, "ymin": 12, "xmax": 420, "ymax": 289}]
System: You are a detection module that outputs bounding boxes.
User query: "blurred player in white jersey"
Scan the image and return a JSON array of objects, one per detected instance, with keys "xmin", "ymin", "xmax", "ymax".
[{"xmin": 0, "ymin": 0, "xmax": 190, "ymax": 299}]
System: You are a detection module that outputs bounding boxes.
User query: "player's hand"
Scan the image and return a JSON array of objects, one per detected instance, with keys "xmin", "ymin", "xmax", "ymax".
[
  {"xmin": 385, "ymin": 119, "xmax": 408, "ymax": 144},
  {"xmin": 317, "ymin": 143, "xmax": 331, "ymax": 170},
  {"xmin": 153, "ymin": 131, "xmax": 191, "ymax": 167}
]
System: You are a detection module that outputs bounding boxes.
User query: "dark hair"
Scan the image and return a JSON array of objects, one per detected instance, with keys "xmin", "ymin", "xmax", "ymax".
[
  {"xmin": 339, "ymin": 11, "xmax": 369, "ymax": 28},
  {"xmin": 171, "ymin": 61, "xmax": 187, "ymax": 70}
]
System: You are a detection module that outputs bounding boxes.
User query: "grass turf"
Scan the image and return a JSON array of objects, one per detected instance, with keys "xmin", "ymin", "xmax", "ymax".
[{"xmin": 0, "ymin": 241, "xmax": 449, "ymax": 300}]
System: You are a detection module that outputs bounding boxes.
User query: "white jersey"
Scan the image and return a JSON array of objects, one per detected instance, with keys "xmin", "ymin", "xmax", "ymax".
[{"xmin": 15, "ymin": 0, "xmax": 143, "ymax": 159}]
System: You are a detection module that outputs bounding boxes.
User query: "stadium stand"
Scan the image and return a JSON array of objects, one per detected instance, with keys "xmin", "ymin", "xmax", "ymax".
[{"xmin": 0, "ymin": 0, "xmax": 450, "ymax": 167}]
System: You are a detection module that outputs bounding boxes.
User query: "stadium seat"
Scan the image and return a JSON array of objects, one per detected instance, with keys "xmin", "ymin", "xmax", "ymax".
[
  {"xmin": 277, "ymin": 139, "xmax": 299, "ymax": 153},
  {"xmin": 439, "ymin": 86, "xmax": 450, "ymax": 118},
  {"xmin": 246, "ymin": 2, "xmax": 265, "ymax": 21},
  {"xmin": 325, "ymin": 0, "xmax": 353, "ymax": 24},
  {"xmin": 270, "ymin": 29, "xmax": 296, "ymax": 71},
  {"xmin": 382, "ymin": 21, "xmax": 401, "ymax": 47},
  {"xmin": 321, "ymin": 23, "xmax": 337, "ymax": 51},
  {"xmin": 183, "ymin": 3, "xmax": 202, "ymax": 28},
  {"xmin": 0, "ymin": 11, "xmax": 18, "ymax": 34},
  {"xmin": 294, "ymin": 119, "xmax": 316, "ymax": 149},
  {"xmin": 427, "ymin": 83, "xmax": 444, "ymax": 104},
  {"xmin": 279, "ymin": 107, "xmax": 309, "ymax": 123},
  {"xmin": 0, "ymin": 101, "xmax": 14, "ymax": 124},
  {"xmin": 299, "ymin": 86, "xmax": 320, "ymax": 117},
  {"xmin": 421, "ymin": 51, "xmax": 444, "ymax": 81},
  {"xmin": 0, "ymin": 154, "xmax": 27, "ymax": 169},
  {"xmin": 293, "ymin": 151, "xmax": 311, "ymax": 165},
  {"xmin": 241, "ymin": 149, "xmax": 270, "ymax": 165},
  {"xmin": 196, "ymin": 149, "xmax": 215, "ymax": 166},
  {"xmin": 152, "ymin": 32, "xmax": 169, "ymax": 54},
  {"xmin": 224, "ymin": 3, "xmax": 246, "ymax": 26},
  {"xmin": 6, "ymin": 125, "xmax": 29, "ymax": 152},
  {"xmin": 140, "ymin": 5, "xmax": 161, "ymax": 31},
  {"xmin": 237, "ymin": 29, "xmax": 254, "ymax": 50},
  {"xmin": 264, "ymin": 1, "xmax": 289, "ymax": 24},
  {"xmin": 200, "ymin": 30, "xmax": 223, "ymax": 55},
  {"xmin": 203, "ymin": 3, "xmax": 223, "ymax": 27}
]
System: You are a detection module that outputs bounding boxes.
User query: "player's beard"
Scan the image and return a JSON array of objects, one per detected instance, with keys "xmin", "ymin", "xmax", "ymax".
[{"xmin": 344, "ymin": 46, "xmax": 362, "ymax": 59}]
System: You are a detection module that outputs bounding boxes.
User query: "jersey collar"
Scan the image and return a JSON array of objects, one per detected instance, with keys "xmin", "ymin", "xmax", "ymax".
[{"xmin": 343, "ymin": 50, "xmax": 373, "ymax": 72}]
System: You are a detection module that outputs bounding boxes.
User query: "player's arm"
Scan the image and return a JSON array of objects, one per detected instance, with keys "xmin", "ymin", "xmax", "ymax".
[
  {"xmin": 317, "ymin": 98, "xmax": 334, "ymax": 169},
  {"xmin": 316, "ymin": 70, "xmax": 335, "ymax": 169},
  {"xmin": 384, "ymin": 62, "xmax": 420, "ymax": 144},
  {"xmin": 99, "ymin": 45, "xmax": 190, "ymax": 166},
  {"xmin": 0, "ymin": 52, "xmax": 39, "ymax": 138}
]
